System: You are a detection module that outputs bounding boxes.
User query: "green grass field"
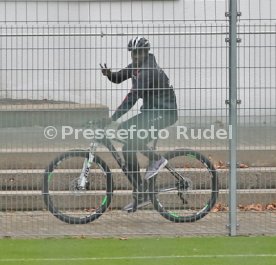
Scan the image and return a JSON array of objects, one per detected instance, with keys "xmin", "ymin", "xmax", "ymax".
[{"xmin": 0, "ymin": 236, "xmax": 275, "ymax": 265}]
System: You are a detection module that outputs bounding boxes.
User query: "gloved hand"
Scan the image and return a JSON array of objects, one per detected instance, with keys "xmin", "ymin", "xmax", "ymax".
[{"xmin": 100, "ymin": 63, "xmax": 112, "ymax": 78}]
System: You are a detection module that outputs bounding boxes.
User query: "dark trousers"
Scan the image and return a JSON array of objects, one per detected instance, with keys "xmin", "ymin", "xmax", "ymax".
[{"xmin": 118, "ymin": 110, "xmax": 177, "ymax": 192}]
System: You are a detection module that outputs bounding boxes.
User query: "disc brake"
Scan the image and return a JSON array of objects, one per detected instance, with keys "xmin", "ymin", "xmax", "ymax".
[{"xmin": 176, "ymin": 178, "xmax": 193, "ymax": 205}]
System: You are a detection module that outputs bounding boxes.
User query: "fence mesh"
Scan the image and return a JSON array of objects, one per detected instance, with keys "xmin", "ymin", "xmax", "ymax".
[{"xmin": 0, "ymin": 0, "xmax": 275, "ymax": 237}]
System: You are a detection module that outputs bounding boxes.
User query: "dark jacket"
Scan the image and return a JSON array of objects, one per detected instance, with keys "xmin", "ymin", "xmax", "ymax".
[{"xmin": 109, "ymin": 53, "xmax": 178, "ymax": 121}]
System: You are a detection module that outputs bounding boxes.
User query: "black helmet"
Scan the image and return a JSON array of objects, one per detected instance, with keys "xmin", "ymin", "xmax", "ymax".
[{"xmin": 128, "ymin": 37, "xmax": 150, "ymax": 51}]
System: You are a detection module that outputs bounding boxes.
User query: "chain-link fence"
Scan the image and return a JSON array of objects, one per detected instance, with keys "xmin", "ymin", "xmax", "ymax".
[{"xmin": 0, "ymin": 0, "xmax": 275, "ymax": 237}]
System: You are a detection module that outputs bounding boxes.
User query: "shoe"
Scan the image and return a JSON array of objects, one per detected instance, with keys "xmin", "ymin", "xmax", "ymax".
[
  {"xmin": 144, "ymin": 157, "xmax": 168, "ymax": 180},
  {"xmin": 122, "ymin": 194, "xmax": 151, "ymax": 213}
]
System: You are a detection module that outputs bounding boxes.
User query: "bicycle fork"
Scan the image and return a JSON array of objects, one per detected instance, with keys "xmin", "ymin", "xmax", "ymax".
[{"xmin": 78, "ymin": 142, "xmax": 98, "ymax": 190}]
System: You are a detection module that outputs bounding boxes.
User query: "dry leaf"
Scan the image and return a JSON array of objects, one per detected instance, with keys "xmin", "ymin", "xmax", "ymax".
[
  {"xmin": 238, "ymin": 163, "xmax": 249, "ymax": 168},
  {"xmin": 212, "ymin": 203, "xmax": 228, "ymax": 212}
]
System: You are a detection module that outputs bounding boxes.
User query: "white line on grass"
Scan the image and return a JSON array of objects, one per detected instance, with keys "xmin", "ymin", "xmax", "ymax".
[{"xmin": 0, "ymin": 254, "xmax": 276, "ymax": 262}]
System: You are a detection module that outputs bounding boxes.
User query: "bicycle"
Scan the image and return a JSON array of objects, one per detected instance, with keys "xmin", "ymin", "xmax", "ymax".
[{"xmin": 42, "ymin": 120, "xmax": 219, "ymax": 224}]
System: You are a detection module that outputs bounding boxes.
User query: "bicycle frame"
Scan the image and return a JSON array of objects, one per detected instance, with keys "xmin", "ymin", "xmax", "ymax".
[
  {"xmin": 77, "ymin": 128, "xmax": 191, "ymax": 193},
  {"xmin": 77, "ymin": 133, "xmax": 135, "ymax": 190}
]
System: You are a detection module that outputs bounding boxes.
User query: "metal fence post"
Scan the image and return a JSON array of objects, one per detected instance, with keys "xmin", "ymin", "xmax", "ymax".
[{"xmin": 228, "ymin": 0, "xmax": 238, "ymax": 236}]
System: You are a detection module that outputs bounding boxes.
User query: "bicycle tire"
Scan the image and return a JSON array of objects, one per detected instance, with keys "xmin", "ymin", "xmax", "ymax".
[
  {"xmin": 43, "ymin": 150, "xmax": 113, "ymax": 224},
  {"xmin": 148, "ymin": 149, "xmax": 218, "ymax": 223}
]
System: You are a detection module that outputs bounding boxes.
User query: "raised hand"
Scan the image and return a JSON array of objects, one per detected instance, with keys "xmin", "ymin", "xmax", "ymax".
[{"xmin": 100, "ymin": 63, "xmax": 112, "ymax": 77}]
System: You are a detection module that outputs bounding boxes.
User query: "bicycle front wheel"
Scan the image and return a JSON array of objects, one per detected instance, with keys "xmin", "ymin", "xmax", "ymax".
[
  {"xmin": 43, "ymin": 150, "xmax": 113, "ymax": 224},
  {"xmin": 149, "ymin": 149, "xmax": 218, "ymax": 223}
]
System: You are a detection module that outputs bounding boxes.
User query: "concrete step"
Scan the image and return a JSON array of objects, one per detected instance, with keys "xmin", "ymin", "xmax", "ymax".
[
  {"xmin": 0, "ymin": 102, "xmax": 109, "ymax": 128},
  {"xmin": 1, "ymin": 167, "xmax": 276, "ymax": 211},
  {"xmin": 1, "ymin": 189, "xmax": 276, "ymax": 211},
  {"xmin": 1, "ymin": 148, "xmax": 276, "ymax": 170},
  {"xmin": 1, "ymin": 167, "xmax": 276, "ymax": 190}
]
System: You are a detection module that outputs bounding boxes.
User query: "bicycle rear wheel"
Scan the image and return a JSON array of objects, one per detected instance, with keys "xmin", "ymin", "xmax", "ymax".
[
  {"xmin": 149, "ymin": 149, "xmax": 218, "ymax": 223},
  {"xmin": 43, "ymin": 150, "xmax": 113, "ymax": 224}
]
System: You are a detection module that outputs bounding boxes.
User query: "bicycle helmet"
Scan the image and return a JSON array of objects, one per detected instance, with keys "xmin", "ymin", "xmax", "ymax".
[{"xmin": 128, "ymin": 37, "xmax": 150, "ymax": 51}]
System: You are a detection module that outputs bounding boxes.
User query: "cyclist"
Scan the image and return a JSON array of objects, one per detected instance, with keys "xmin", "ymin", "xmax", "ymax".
[{"xmin": 100, "ymin": 37, "xmax": 178, "ymax": 212}]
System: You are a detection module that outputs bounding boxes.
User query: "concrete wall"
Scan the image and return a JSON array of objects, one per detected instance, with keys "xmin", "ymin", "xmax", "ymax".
[{"xmin": 0, "ymin": 1, "xmax": 275, "ymax": 118}]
